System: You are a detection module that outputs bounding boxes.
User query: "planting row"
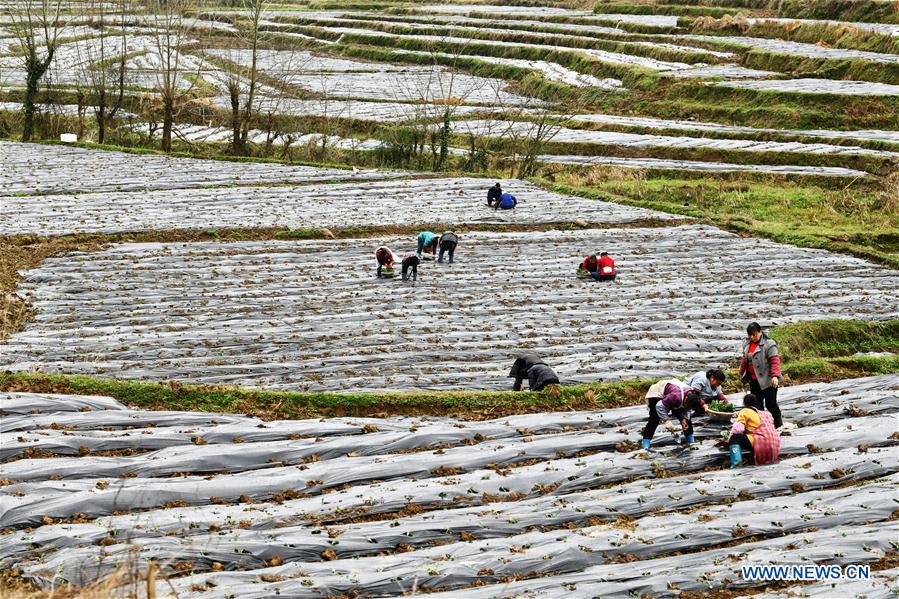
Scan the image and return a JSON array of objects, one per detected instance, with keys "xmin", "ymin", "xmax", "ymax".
[
  {"xmin": 0, "ymin": 175, "xmax": 677, "ymax": 236},
  {"xmin": 1, "ymin": 374, "xmax": 894, "ymax": 593},
  {"xmin": 3, "ymin": 227, "xmax": 896, "ymax": 392},
  {"xmin": 0, "ymin": 141, "xmax": 399, "ymax": 196}
]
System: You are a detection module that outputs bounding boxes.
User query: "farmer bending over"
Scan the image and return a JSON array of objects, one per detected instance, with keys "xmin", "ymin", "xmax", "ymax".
[
  {"xmin": 417, "ymin": 231, "xmax": 439, "ymax": 257},
  {"xmin": 685, "ymin": 368, "xmax": 727, "ymax": 414},
  {"xmin": 509, "ymin": 353, "xmax": 560, "ymax": 392},
  {"xmin": 580, "ymin": 254, "xmax": 599, "ymax": 274},
  {"xmin": 487, "ymin": 182, "xmax": 502, "ymax": 207},
  {"xmin": 401, "ymin": 252, "xmax": 420, "ymax": 282},
  {"xmin": 641, "ymin": 379, "xmax": 702, "ymax": 450},
  {"xmin": 438, "ymin": 231, "xmax": 458, "ymax": 264},
  {"xmin": 727, "ymin": 393, "xmax": 780, "ymax": 468},
  {"xmin": 375, "ymin": 246, "xmax": 395, "ymax": 278}
]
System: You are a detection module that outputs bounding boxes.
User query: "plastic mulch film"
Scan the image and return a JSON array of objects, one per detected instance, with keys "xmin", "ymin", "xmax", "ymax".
[
  {"xmin": 0, "ymin": 141, "xmax": 402, "ymax": 197},
  {"xmin": 3, "ymin": 228, "xmax": 897, "ymax": 392},
  {"xmin": 0, "ymin": 176, "xmax": 679, "ymax": 236},
  {"xmin": 5, "ymin": 445, "xmax": 891, "ymax": 583},
  {"xmin": 409, "ymin": 524, "xmax": 898, "ymax": 599},
  {"xmin": 741, "ymin": 568, "xmax": 899, "ymax": 599},
  {"xmin": 1, "ymin": 376, "xmax": 896, "ymax": 590},
  {"xmin": 140, "ymin": 480, "xmax": 898, "ymax": 597},
  {"xmin": 2, "ymin": 413, "xmax": 894, "ymax": 529}
]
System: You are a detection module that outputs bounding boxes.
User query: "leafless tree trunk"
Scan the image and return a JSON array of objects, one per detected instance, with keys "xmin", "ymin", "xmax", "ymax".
[
  {"xmin": 7, "ymin": 0, "xmax": 64, "ymax": 141},
  {"xmin": 75, "ymin": 0, "xmax": 130, "ymax": 144},
  {"xmin": 146, "ymin": 0, "xmax": 198, "ymax": 152}
]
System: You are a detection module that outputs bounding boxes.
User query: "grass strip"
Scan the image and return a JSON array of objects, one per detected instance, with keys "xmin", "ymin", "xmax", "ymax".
[
  {"xmin": 1, "ymin": 320, "xmax": 895, "ymax": 420},
  {"xmin": 536, "ymin": 175, "xmax": 899, "ymax": 269}
]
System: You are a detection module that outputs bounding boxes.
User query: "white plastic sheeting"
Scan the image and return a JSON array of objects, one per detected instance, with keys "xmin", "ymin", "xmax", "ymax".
[
  {"xmin": 536, "ymin": 154, "xmax": 871, "ymax": 177},
  {"xmin": 153, "ymin": 481, "xmax": 899, "ymax": 597},
  {"xmin": 392, "ymin": 49, "xmax": 624, "ymax": 89},
  {"xmin": 4, "ymin": 227, "xmax": 896, "ymax": 391},
  {"xmin": 1, "ymin": 375, "xmax": 894, "ymax": 593},
  {"xmin": 454, "ymin": 120, "xmax": 899, "ymax": 158},
  {"xmin": 683, "ymin": 34, "xmax": 899, "ymax": 64},
  {"xmin": 414, "ymin": 525, "xmax": 897, "ymax": 598},
  {"xmin": 572, "ymin": 113, "xmax": 899, "ymax": 145},
  {"xmin": 130, "ymin": 122, "xmax": 384, "ymax": 151},
  {"xmin": 209, "ymin": 95, "xmax": 492, "ymax": 122},
  {"xmin": 709, "ymin": 78, "xmax": 899, "ymax": 96},
  {"xmin": 0, "ymin": 177, "xmax": 676, "ymax": 236},
  {"xmin": 0, "ymin": 141, "xmax": 400, "ymax": 196}
]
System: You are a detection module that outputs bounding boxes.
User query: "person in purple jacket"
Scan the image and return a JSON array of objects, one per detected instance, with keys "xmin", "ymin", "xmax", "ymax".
[{"xmin": 641, "ymin": 379, "xmax": 703, "ymax": 450}]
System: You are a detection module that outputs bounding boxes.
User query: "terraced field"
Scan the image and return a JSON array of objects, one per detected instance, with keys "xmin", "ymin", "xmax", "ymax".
[
  {"xmin": 3, "ymin": 226, "xmax": 896, "ymax": 391},
  {"xmin": 4, "ymin": 0, "xmax": 898, "ymax": 176},
  {"xmin": 1, "ymin": 375, "xmax": 896, "ymax": 595},
  {"xmin": 2, "ymin": 1, "xmax": 899, "ymax": 597}
]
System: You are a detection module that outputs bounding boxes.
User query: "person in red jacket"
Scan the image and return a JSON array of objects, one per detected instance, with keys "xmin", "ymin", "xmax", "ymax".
[
  {"xmin": 375, "ymin": 246, "xmax": 395, "ymax": 278},
  {"xmin": 580, "ymin": 254, "xmax": 598, "ymax": 273},
  {"xmin": 593, "ymin": 251, "xmax": 616, "ymax": 281}
]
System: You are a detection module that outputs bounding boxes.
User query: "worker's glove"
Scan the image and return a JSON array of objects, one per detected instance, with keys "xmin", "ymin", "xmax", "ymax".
[{"xmin": 664, "ymin": 421, "xmax": 678, "ymax": 434}]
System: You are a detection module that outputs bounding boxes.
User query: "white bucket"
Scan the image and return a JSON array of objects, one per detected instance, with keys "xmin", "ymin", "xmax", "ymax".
[{"xmin": 60, "ymin": 133, "xmax": 77, "ymax": 143}]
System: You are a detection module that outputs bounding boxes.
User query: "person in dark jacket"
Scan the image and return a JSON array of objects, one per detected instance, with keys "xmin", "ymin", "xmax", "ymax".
[
  {"xmin": 400, "ymin": 252, "xmax": 420, "ymax": 282},
  {"xmin": 438, "ymin": 231, "xmax": 458, "ymax": 264},
  {"xmin": 494, "ymin": 192, "xmax": 517, "ymax": 210},
  {"xmin": 487, "ymin": 183, "xmax": 502, "ymax": 207},
  {"xmin": 739, "ymin": 322, "xmax": 783, "ymax": 428},
  {"xmin": 509, "ymin": 353, "xmax": 559, "ymax": 392}
]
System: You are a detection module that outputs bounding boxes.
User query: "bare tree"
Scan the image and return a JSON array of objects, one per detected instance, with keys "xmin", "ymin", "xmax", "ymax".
[
  {"xmin": 75, "ymin": 0, "xmax": 130, "ymax": 144},
  {"xmin": 7, "ymin": 0, "xmax": 65, "ymax": 141},
  {"xmin": 482, "ymin": 76, "xmax": 589, "ymax": 178},
  {"xmin": 385, "ymin": 39, "xmax": 486, "ymax": 170},
  {"xmin": 221, "ymin": 0, "xmax": 264, "ymax": 155},
  {"xmin": 144, "ymin": 0, "xmax": 199, "ymax": 152}
]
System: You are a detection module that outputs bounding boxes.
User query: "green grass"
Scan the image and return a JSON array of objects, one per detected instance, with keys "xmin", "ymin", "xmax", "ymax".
[
  {"xmin": 2, "ymin": 319, "xmax": 895, "ymax": 419},
  {"xmin": 540, "ymin": 175, "xmax": 899, "ymax": 268},
  {"xmin": 770, "ymin": 319, "xmax": 899, "ymax": 361}
]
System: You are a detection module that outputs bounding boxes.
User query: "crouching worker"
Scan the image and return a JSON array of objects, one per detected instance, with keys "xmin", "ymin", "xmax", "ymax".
[
  {"xmin": 727, "ymin": 393, "xmax": 780, "ymax": 468},
  {"xmin": 509, "ymin": 353, "xmax": 559, "ymax": 392},
  {"xmin": 438, "ymin": 231, "xmax": 458, "ymax": 264},
  {"xmin": 487, "ymin": 182, "xmax": 502, "ymax": 207},
  {"xmin": 592, "ymin": 251, "xmax": 616, "ymax": 282},
  {"xmin": 417, "ymin": 231, "xmax": 439, "ymax": 258},
  {"xmin": 578, "ymin": 254, "xmax": 598, "ymax": 278},
  {"xmin": 494, "ymin": 192, "xmax": 517, "ymax": 210},
  {"xmin": 375, "ymin": 246, "xmax": 396, "ymax": 278},
  {"xmin": 401, "ymin": 252, "xmax": 420, "ymax": 282},
  {"xmin": 641, "ymin": 379, "xmax": 702, "ymax": 450}
]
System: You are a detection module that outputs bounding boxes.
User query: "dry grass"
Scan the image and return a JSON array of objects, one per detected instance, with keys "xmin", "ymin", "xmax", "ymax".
[
  {"xmin": 0, "ymin": 558, "xmax": 185, "ymax": 598},
  {"xmin": 691, "ymin": 13, "xmax": 751, "ymax": 34}
]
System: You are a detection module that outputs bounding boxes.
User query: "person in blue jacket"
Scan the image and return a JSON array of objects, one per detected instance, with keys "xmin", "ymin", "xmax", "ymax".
[
  {"xmin": 417, "ymin": 231, "xmax": 439, "ymax": 257},
  {"xmin": 494, "ymin": 192, "xmax": 517, "ymax": 210}
]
